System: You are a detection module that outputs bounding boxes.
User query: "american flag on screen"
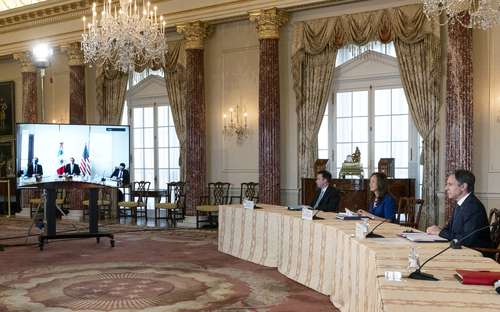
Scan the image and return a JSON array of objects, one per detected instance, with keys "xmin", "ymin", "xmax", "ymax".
[{"xmin": 80, "ymin": 144, "xmax": 91, "ymax": 176}]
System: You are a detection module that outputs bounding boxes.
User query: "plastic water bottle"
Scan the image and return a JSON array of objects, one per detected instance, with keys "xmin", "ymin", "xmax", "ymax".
[{"xmin": 408, "ymin": 246, "xmax": 420, "ymax": 272}]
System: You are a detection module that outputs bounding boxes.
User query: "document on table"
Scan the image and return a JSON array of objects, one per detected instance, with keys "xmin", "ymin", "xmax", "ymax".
[{"xmin": 399, "ymin": 232, "xmax": 448, "ymax": 242}]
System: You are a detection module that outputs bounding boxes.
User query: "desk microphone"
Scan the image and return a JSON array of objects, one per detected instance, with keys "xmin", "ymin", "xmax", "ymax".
[
  {"xmin": 312, "ymin": 209, "xmax": 325, "ymax": 220},
  {"xmin": 366, "ymin": 219, "xmax": 387, "ymax": 238},
  {"xmin": 409, "ymin": 222, "xmax": 497, "ymax": 281}
]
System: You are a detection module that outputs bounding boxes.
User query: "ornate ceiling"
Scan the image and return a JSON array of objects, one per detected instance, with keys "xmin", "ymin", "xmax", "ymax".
[{"xmin": 0, "ymin": 0, "xmax": 45, "ymax": 12}]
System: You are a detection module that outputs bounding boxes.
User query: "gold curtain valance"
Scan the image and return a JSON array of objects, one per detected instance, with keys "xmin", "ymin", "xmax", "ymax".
[{"xmin": 292, "ymin": 4, "xmax": 435, "ymax": 57}]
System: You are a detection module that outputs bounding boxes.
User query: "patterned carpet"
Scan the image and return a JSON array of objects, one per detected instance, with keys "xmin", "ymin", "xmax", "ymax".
[{"xmin": 0, "ymin": 217, "xmax": 337, "ymax": 311}]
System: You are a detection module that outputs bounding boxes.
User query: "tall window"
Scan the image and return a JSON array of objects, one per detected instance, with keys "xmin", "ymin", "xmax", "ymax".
[
  {"xmin": 122, "ymin": 72, "xmax": 180, "ymax": 188},
  {"xmin": 318, "ymin": 42, "xmax": 421, "ymax": 190}
]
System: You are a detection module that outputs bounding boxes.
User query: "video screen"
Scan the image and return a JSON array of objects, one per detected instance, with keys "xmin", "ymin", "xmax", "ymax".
[{"xmin": 16, "ymin": 124, "xmax": 129, "ymax": 186}]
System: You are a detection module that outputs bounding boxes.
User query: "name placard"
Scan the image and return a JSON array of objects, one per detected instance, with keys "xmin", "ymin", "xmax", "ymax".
[
  {"xmin": 302, "ymin": 208, "xmax": 313, "ymax": 220},
  {"xmin": 243, "ymin": 199, "xmax": 255, "ymax": 209}
]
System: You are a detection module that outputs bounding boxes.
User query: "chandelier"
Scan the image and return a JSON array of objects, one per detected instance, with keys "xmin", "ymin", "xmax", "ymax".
[
  {"xmin": 422, "ymin": 0, "xmax": 500, "ymax": 29},
  {"xmin": 81, "ymin": 0, "xmax": 167, "ymax": 73},
  {"xmin": 223, "ymin": 104, "xmax": 249, "ymax": 143}
]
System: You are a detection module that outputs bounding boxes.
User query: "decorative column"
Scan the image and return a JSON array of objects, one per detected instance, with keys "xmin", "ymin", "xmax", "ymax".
[
  {"xmin": 63, "ymin": 42, "xmax": 86, "ymax": 124},
  {"xmin": 445, "ymin": 16, "xmax": 473, "ymax": 220},
  {"xmin": 250, "ymin": 8, "xmax": 288, "ymax": 205},
  {"xmin": 13, "ymin": 52, "xmax": 37, "ymax": 123},
  {"xmin": 177, "ymin": 21, "xmax": 210, "ymax": 215}
]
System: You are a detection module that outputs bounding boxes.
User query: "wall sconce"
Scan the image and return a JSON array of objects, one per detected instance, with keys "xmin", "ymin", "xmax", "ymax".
[{"xmin": 223, "ymin": 103, "xmax": 249, "ymax": 143}]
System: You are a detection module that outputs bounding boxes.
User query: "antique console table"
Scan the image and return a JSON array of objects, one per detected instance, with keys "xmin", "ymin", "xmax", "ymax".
[{"xmin": 18, "ymin": 177, "xmax": 118, "ymax": 250}]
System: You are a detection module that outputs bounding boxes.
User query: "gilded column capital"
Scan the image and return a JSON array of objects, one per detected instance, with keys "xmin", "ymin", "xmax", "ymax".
[
  {"xmin": 61, "ymin": 42, "xmax": 85, "ymax": 66},
  {"xmin": 249, "ymin": 8, "xmax": 288, "ymax": 40},
  {"xmin": 13, "ymin": 52, "xmax": 36, "ymax": 72},
  {"xmin": 176, "ymin": 21, "xmax": 212, "ymax": 50}
]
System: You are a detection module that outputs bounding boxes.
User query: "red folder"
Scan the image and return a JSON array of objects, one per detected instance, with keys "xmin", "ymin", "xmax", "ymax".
[{"xmin": 455, "ymin": 269, "xmax": 500, "ymax": 285}]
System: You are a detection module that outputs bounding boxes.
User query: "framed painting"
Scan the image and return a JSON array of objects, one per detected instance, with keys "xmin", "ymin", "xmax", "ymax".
[
  {"xmin": 0, "ymin": 81, "xmax": 15, "ymax": 137},
  {"xmin": 0, "ymin": 141, "xmax": 14, "ymax": 177}
]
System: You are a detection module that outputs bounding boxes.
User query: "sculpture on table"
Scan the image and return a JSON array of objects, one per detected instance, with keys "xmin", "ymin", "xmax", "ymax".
[{"xmin": 339, "ymin": 146, "xmax": 364, "ymax": 179}]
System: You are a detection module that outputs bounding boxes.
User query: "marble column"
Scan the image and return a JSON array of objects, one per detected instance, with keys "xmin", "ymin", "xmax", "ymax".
[
  {"xmin": 445, "ymin": 16, "xmax": 473, "ymax": 220},
  {"xmin": 177, "ymin": 21, "xmax": 210, "ymax": 215},
  {"xmin": 13, "ymin": 52, "xmax": 37, "ymax": 123},
  {"xmin": 63, "ymin": 42, "xmax": 86, "ymax": 124},
  {"xmin": 250, "ymin": 8, "xmax": 287, "ymax": 205}
]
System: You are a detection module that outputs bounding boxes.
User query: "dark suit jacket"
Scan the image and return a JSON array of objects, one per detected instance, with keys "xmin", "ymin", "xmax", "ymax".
[
  {"xmin": 26, "ymin": 163, "xmax": 43, "ymax": 177},
  {"xmin": 439, "ymin": 193, "xmax": 493, "ymax": 249},
  {"xmin": 64, "ymin": 163, "xmax": 81, "ymax": 175},
  {"xmin": 110, "ymin": 168, "xmax": 130, "ymax": 186},
  {"xmin": 309, "ymin": 185, "xmax": 341, "ymax": 212}
]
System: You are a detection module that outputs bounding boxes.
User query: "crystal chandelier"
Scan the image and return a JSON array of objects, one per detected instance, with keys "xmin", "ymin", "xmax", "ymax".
[
  {"xmin": 422, "ymin": 0, "xmax": 500, "ymax": 29},
  {"xmin": 223, "ymin": 104, "xmax": 249, "ymax": 143},
  {"xmin": 81, "ymin": 0, "xmax": 167, "ymax": 73}
]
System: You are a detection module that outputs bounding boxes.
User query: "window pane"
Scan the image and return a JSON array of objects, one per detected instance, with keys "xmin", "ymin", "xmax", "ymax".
[
  {"xmin": 158, "ymin": 106, "xmax": 168, "ymax": 127},
  {"xmin": 134, "ymin": 128, "xmax": 143, "ymax": 148},
  {"xmin": 337, "ymin": 118, "xmax": 352, "ymax": 142},
  {"xmin": 157, "ymin": 127, "xmax": 168, "ymax": 148},
  {"xmin": 392, "ymin": 88, "xmax": 408, "ymax": 115},
  {"xmin": 392, "ymin": 115, "xmax": 408, "ymax": 141},
  {"xmin": 158, "ymin": 148, "xmax": 168, "ymax": 168},
  {"xmin": 134, "ymin": 169, "xmax": 144, "ymax": 182},
  {"xmin": 352, "ymin": 117, "xmax": 368, "ymax": 142},
  {"xmin": 352, "ymin": 91, "xmax": 368, "ymax": 117},
  {"xmin": 169, "ymin": 148, "xmax": 180, "ymax": 169},
  {"xmin": 121, "ymin": 101, "xmax": 128, "ymax": 126},
  {"xmin": 168, "ymin": 106, "xmax": 175, "ymax": 125},
  {"xmin": 395, "ymin": 168, "xmax": 408, "ymax": 179},
  {"xmin": 392, "ymin": 142, "xmax": 408, "ymax": 167},
  {"xmin": 143, "ymin": 107, "xmax": 154, "ymax": 127},
  {"xmin": 375, "ymin": 89, "xmax": 391, "ymax": 115},
  {"xmin": 134, "ymin": 149, "xmax": 144, "ymax": 168},
  {"xmin": 374, "ymin": 116, "xmax": 391, "ymax": 141},
  {"xmin": 318, "ymin": 149, "xmax": 329, "ymax": 159},
  {"xmin": 144, "ymin": 128, "xmax": 154, "ymax": 148},
  {"xmin": 144, "ymin": 148, "xmax": 154, "ymax": 169},
  {"xmin": 318, "ymin": 115, "xmax": 329, "ymax": 150},
  {"xmin": 169, "ymin": 127, "xmax": 179, "ymax": 148},
  {"xmin": 144, "ymin": 169, "xmax": 155, "ymax": 187},
  {"xmin": 133, "ymin": 108, "xmax": 143, "ymax": 128},
  {"xmin": 374, "ymin": 142, "xmax": 391, "ymax": 168},
  {"xmin": 336, "ymin": 92, "xmax": 352, "ymax": 117},
  {"xmin": 337, "ymin": 143, "xmax": 352, "ymax": 168},
  {"xmin": 355, "ymin": 143, "xmax": 369, "ymax": 166},
  {"xmin": 170, "ymin": 169, "xmax": 180, "ymax": 182},
  {"xmin": 158, "ymin": 169, "xmax": 169, "ymax": 187}
]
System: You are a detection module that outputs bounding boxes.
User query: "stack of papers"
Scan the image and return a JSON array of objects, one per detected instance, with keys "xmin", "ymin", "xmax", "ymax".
[{"xmin": 399, "ymin": 232, "xmax": 448, "ymax": 242}]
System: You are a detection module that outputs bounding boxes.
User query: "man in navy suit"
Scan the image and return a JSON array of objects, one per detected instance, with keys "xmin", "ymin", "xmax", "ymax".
[
  {"xmin": 26, "ymin": 157, "xmax": 43, "ymax": 177},
  {"xmin": 427, "ymin": 169, "xmax": 493, "ymax": 249},
  {"xmin": 64, "ymin": 157, "xmax": 81, "ymax": 176},
  {"xmin": 309, "ymin": 170, "xmax": 341, "ymax": 212}
]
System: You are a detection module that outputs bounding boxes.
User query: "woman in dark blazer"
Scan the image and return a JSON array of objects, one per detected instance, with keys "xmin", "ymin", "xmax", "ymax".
[{"xmin": 359, "ymin": 172, "xmax": 396, "ymax": 222}]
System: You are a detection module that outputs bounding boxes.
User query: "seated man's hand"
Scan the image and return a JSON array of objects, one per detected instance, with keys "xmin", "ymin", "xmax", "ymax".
[{"xmin": 426, "ymin": 225, "xmax": 441, "ymax": 235}]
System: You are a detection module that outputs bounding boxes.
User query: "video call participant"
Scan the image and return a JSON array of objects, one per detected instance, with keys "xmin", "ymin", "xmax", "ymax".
[
  {"xmin": 110, "ymin": 163, "xmax": 130, "ymax": 186},
  {"xmin": 64, "ymin": 157, "xmax": 81, "ymax": 176},
  {"xmin": 26, "ymin": 157, "xmax": 43, "ymax": 177},
  {"xmin": 309, "ymin": 170, "xmax": 341, "ymax": 212}
]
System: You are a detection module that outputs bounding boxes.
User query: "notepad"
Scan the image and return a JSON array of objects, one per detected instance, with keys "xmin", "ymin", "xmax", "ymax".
[{"xmin": 399, "ymin": 232, "xmax": 448, "ymax": 242}]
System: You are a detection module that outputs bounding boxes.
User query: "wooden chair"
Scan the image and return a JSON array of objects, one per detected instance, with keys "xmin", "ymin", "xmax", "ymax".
[
  {"xmin": 196, "ymin": 182, "xmax": 230, "ymax": 228},
  {"xmin": 473, "ymin": 208, "xmax": 500, "ymax": 263},
  {"xmin": 82, "ymin": 189, "xmax": 112, "ymax": 220},
  {"xmin": 396, "ymin": 197, "xmax": 424, "ymax": 228},
  {"xmin": 155, "ymin": 181, "xmax": 186, "ymax": 227},
  {"xmin": 231, "ymin": 182, "xmax": 259, "ymax": 204},
  {"xmin": 29, "ymin": 189, "xmax": 44, "ymax": 218},
  {"xmin": 56, "ymin": 189, "xmax": 68, "ymax": 213},
  {"xmin": 118, "ymin": 181, "xmax": 150, "ymax": 219}
]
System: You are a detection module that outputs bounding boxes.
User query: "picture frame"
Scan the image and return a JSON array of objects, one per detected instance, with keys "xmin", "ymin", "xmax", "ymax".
[
  {"xmin": 0, "ymin": 81, "xmax": 15, "ymax": 137},
  {"xmin": 0, "ymin": 141, "xmax": 15, "ymax": 178}
]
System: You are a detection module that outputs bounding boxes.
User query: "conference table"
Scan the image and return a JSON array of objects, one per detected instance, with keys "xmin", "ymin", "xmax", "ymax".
[{"xmin": 218, "ymin": 204, "xmax": 500, "ymax": 312}]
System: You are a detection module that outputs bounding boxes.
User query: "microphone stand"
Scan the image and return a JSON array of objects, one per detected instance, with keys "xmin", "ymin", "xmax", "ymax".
[
  {"xmin": 408, "ymin": 223, "xmax": 495, "ymax": 281},
  {"xmin": 366, "ymin": 219, "xmax": 387, "ymax": 238}
]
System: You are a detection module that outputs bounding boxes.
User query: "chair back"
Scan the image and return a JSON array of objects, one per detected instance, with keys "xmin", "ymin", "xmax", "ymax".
[
  {"xmin": 167, "ymin": 181, "xmax": 186, "ymax": 217},
  {"xmin": 489, "ymin": 208, "xmax": 500, "ymax": 248},
  {"xmin": 208, "ymin": 182, "xmax": 230, "ymax": 205},
  {"xmin": 132, "ymin": 181, "xmax": 151, "ymax": 204},
  {"xmin": 240, "ymin": 182, "xmax": 259, "ymax": 203},
  {"xmin": 397, "ymin": 197, "xmax": 424, "ymax": 228},
  {"xmin": 56, "ymin": 189, "xmax": 67, "ymax": 202}
]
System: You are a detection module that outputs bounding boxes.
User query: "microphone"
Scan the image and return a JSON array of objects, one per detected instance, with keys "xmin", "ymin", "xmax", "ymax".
[
  {"xmin": 312, "ymin": 209, "xmax": 324, "ymax": 220},
  {"xmin": 409, "ymin": 222, "xmax": 497, "ymax": 281},
  {"xmin": 366, "ymin": 219, "xmax": 387, "ymax": 238}
]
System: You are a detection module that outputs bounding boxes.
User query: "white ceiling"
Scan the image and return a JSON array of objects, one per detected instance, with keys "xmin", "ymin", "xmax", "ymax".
[{"xmin": 0, "ymin": 0, "xmax": 45, "ymax": 12}]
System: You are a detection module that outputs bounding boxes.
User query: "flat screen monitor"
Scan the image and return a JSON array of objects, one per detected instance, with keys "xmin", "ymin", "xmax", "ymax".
[{"xmin": 16, "ymin": 123, "xmax": 129, "ymax": 187}]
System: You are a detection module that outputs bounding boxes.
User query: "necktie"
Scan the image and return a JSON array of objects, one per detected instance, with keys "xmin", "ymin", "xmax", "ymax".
[
  {"xmin": 314, "ymin": 189, "xmax": 326, "ymax": 209},
  {"xmin": 119, "ymin": 170, "xmax": 123, "ymax": 179}
]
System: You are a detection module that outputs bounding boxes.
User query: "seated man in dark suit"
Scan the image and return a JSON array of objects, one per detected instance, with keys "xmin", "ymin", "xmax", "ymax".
[
  {"xmin": 309, "ymin": 170, "xmax": 341, "ymax": 212},
  {"xmin": 110, "ymin": 163, "xmax": 130, "ymax": 186},
  {"xmin": 427, "ymin": 169, "xmax": 493, "ymax": 250},
  {"xmin": 64, "ymin": 157, "xmax": 81, "ymax": 176},
  {"xmin": 26, "ymin": 157, "xmax": 43, "ymax": 177}
]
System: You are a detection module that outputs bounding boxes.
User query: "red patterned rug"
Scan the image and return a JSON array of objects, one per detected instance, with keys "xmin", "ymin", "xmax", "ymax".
[{"xmin": 0, "ymin": 218, "xmax": 337, "ymax": 311}]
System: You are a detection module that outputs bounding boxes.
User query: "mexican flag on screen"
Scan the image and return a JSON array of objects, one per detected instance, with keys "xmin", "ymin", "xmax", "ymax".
[{"xmin": 56, "ymin": 142, "xmax": 65, "ymax": 175}]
